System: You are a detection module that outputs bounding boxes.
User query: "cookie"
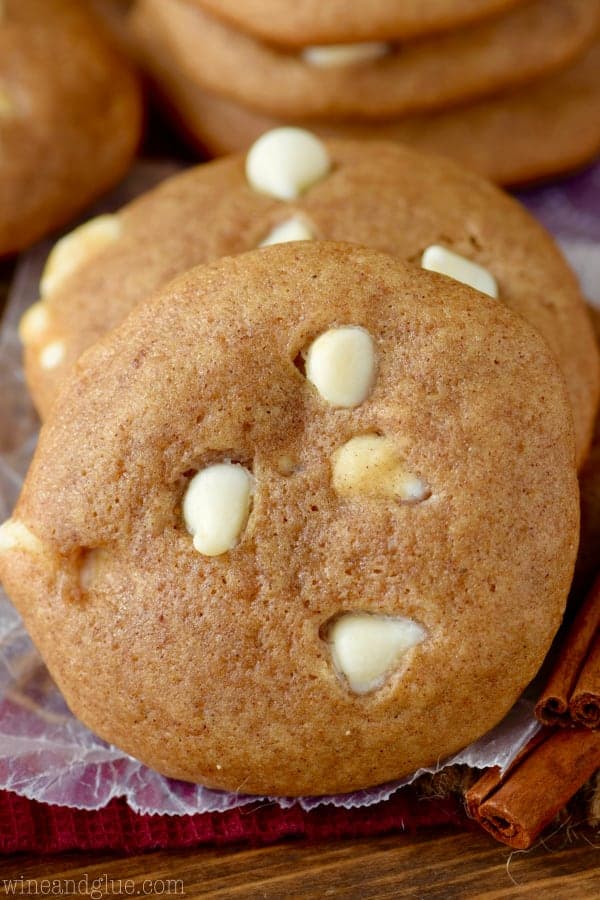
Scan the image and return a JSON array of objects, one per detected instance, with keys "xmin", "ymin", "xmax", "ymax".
[
  {"xmin": 0, "ymin": 0, "xmax": 142, "ymax": 257},
  {"xmin": 21, "ymin": 131, "xmax": 598, "ymax": 467},
  {"xmin": 0, "ymin": 243, "xmax": 580, "ymax": 796},
  {"xmin": 134, "ymin": 0, "xmax": 600, "ymax": 120},
  {"xmin": 187, "ymin": 0, "xmax": 528, "ymax": 47}
]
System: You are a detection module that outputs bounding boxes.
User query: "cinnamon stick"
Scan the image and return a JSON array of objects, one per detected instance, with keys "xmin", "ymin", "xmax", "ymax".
[
  {"xmin": 466, "ymin": 729, "xmax": 600, "ymax": 849},
  {"xmin": 464, "ymin": 729, "xmax": 547, "ymax": 822},
  {"xmin": 570, "ymin": 630, "xmax": 600, "ymax": 729},
  {"xmin": 535, "ymin": 577, "xmax": 600, "ymax": 727}
]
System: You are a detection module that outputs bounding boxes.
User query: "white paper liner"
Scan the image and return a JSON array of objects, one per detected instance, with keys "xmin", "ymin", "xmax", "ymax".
[{"xmin": 0, "ymin": 161, "xmax": 598, "ymax": 815}]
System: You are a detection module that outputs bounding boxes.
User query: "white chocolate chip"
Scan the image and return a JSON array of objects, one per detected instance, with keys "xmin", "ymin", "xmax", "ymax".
[
  {"xmin": 39, "ymin": 340, "xmax": 65, "ymax": 370},
  {"xmin": 260, "ymin": 217, "xmax": 315, "ymax": 247},
  {"xmin": 79, "ymin": 548, "xmax": 110, "ymax": 592},
  {"xmin": 399, "ymin": 473, "xmax": 431, "ymax": 503},
  {"xmin": 421, "ymin": 245, "xmax": 498, "ymax": 299},
  {"xmin": 245, "ymin": 128, "xmax": 330, "ymax": 201},
  {"xmin": 329, "ymin": 612, "xmax": 426, "ymax": 693},
  {"xmin": 183, "ymin": 463, "xmax": 253, "ymax": 557},
  {"xmin": 79, "ymin": 554, "xmax": 96, "ymax": 592},
  {"xmin": 332, "ymin": 435, "xmax": 430, "ymax": 502},
  {"xmin": 0, "ymin": 519, "xmax": 44, "ymax": 554},
  {"xmin": 18, "ymin": 301, "xmax": 50, "ymax": 345},
  {"xmin": 40, "ymin": 214, "xmax": 122, "ymax": 298},
  {"xmin": 305, "ymin": 326, "xmax": 375, "ymax": 408},
  {"xmin": 302, "ymin": 42, "xmax": 390, "ymax": 68}
]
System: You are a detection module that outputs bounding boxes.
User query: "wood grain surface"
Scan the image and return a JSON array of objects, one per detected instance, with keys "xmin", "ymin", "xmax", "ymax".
[{"xmin": 0, "ymin": 826, "xmax": 599, "ymax": 898}]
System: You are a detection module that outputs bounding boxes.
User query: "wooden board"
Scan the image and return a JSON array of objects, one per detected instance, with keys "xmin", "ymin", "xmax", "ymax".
[{"xmin": 0, "ymin": 827, "xmax": 599, "ymax": 897}]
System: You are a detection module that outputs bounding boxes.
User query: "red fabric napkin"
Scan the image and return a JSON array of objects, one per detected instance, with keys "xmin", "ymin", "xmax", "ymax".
[{"xmin": 0, "ymin": 788, "xmax": 467, "ymax": 855}]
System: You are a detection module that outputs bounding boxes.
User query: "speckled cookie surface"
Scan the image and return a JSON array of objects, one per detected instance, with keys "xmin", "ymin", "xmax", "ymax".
[
  {"xmin": 132, "ymin": 8, "xmax": 600, "ymax": 188},
  {"xmin": 187, "ymin": 0, "xmax": 528, "ymax": 46},
  {"xmin": 0, "ymin": 243, "xmax": 580, "ymax": 796},
  {"xmin": 134, "ymin": 0, "xmax": 599, "ymax": 121},
  {"xmin": 0, "ymin": 0, "xmax": 142, "ymax": 256},
  {"xmin": 22, "ymin": 137, "xmax": 598, "ymax": 466}
]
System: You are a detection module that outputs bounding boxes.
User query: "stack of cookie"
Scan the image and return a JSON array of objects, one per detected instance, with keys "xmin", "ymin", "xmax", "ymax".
[
  {"xmin": 1, "ymin": 129, "xmax": 596, "ymax": 795},
  {"xmin": 127, "ymin": 0, "xmax": 600, "ymax": 184}
]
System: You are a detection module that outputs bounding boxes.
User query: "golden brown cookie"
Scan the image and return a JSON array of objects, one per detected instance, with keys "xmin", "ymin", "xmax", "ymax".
[
  {"xmin": 0, "ymin": 243, "xmax": 580, "ymax": 796},
  {"xmin": 188, "ymin": 0, "xmax": 529, "ymax": 46},
  {"xmin": 132, "ymin": 9, "xmax": 600, "ymax": 187},
  {"xmin": 0, "ymin": 0, "xmax": 143, "ymax": 257},
  {"xmin": 21, "ymin": 133, "xmax": 598, "ymax": 467},
  {"xmin": 134, "ymin": 0, "xmax": 599, "ymax": 121}
]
